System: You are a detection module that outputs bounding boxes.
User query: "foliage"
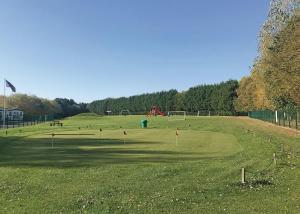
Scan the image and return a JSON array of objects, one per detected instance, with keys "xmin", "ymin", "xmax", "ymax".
[
  {"xmin": 235, "ymin": 0, "xmax": 300, "ymax": 111},
  {"xmin": 55, "ymin": 98, "xmax": 89, "ymax": 117},
  {"xmin": 89, "ymin": 81, "xmax": 239, "ymax": 115},
  {"xmin": 263, "ymin": 13, "xmax": 300, "ymax": 107},
  {"xmin": 88, "ymin": 90, "xmax": 178, "ymax": 115},
  {"xmin": 183, "ymin": 80, "xmax": 238, "ymax": 114},
  {"xmin": 0, "ymin": 94, "xmax": 61, "ymax": 115},
  {"xmin": 235, "ymin": 67, "xmax": 274, "ymax": 112},
  {"xmin": 235, "ymin": 77, "xmax": 255, "ymax": 111},
  {"xmin": 0, "ymin": 94, "xmax": 88, "ymax": 119}
]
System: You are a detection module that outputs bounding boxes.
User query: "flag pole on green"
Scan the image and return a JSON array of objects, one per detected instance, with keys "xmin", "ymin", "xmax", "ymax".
[
  {"xmin": 176, "ymin": 128, "xmax": 179, "ymax": 146},
  {"xmin": 123, "ymin": 130, "xmax": 127, "ymax": 144}
]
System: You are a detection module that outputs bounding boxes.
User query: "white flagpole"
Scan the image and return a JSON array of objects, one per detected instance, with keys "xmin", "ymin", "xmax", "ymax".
[{"xmin": 3, "ymin": 79, "xmax": 6, "ymax": 129}]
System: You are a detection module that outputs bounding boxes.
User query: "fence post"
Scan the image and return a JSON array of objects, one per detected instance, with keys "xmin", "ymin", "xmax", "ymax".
[
  {"xmin": 241, "ymin": 168, "xmax": 246, "ymax": 184},
  {"xmin": 296, "ymin": 111, "xmax": 298, "ymax": 130},
  {"xmin": 273, "ymin": 153, "xmax": 277, "ymax": 165}
]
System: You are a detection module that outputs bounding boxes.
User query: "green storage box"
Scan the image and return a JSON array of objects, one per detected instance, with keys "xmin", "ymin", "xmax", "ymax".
[{"xmin": 140, "ymin": 119, "xmax": 148, "ymax": 128}]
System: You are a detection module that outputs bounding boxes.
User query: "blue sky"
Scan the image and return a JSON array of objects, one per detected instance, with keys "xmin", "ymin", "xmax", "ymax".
[{"xmin": 0, "ymin": 0, "xmax": 269, "ymax": 103}]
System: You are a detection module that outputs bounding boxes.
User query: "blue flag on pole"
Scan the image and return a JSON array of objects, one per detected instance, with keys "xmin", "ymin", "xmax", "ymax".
[{"xmin": 5, "ymin": 80, "xmax": 16, "ymax": 92}]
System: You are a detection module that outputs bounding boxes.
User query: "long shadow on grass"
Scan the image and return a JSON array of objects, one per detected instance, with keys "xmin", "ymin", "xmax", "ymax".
[{"xmin": 0, "ymin": 136, "xmax": 224, "ymax": 168}]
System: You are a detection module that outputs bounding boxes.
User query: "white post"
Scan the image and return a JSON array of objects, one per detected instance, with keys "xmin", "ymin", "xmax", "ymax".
[
  {"xmin": 3, "ymin": 79, "xmax": 6, "ymax": 129},
  {"xmin": 273, "ymin": 153, "xmax": 277, "ymax": 165},
  {"xmin": 241, "ymin": 168, "xmax": 246, "ymax": 184},
  {"xmin": 275, "ymin": 110, "xmax": 278, "ymax": 123}
]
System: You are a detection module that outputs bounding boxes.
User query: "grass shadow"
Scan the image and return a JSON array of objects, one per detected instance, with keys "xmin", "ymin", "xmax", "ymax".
[
  {"xmin": 0, "ymin": 136, "xmax": 222, "ymax": 168},
  {"xmin": 237, "ymin": 180, "xmax": 273, "ymax": 189}
]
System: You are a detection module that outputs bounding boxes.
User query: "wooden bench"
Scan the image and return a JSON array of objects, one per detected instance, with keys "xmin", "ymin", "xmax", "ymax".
[{"xmin": 50, "ymin": 120, "xmax": 63, "ymax": 127}]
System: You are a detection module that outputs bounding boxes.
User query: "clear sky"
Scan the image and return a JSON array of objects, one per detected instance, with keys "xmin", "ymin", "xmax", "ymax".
[{"xmin": 0, "ymin": 0, "xmax": 270, "ymax": 103}]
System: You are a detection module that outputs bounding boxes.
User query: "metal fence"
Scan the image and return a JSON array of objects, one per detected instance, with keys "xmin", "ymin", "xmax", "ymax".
[
  {"xmin": 99, "ymin": 110, "xmax": 243, "ymax": 116},
  {"xmin": 249, "ymin": 110, "xmax": 299, "ymax": 130},
  {"xmin": 0, "ymin": 114, "xmax": 61, "ymax": 130},
  {"xmin": 0, "ymin": 120, "xmax": 47, "ymax": 130}
]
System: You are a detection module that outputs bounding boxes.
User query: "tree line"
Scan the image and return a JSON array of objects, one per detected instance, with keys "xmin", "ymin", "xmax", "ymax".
[
  {"xmin": 0, "ymin": 94, "xmax": 88, "ymax": 120},
  {"xmin": 235, "ymin": 0, "xmax": 299, "ymax": 112},
  {"xmin": 88, "ymin": 80, "xmax": 238, "ymax": 115}
]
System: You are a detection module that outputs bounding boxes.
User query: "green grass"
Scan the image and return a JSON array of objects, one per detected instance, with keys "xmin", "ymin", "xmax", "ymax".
[{"xmin": 0, "ymin": 114, "xmax": 299, "ymax": 213}]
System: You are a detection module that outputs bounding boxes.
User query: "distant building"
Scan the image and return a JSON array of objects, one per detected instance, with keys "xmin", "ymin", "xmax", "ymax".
[{"xmin": 0, "ymin": 108, "xmax": 24, "ymax": 121}]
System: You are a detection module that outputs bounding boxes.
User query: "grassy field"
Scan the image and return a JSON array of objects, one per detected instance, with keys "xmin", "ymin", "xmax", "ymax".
[{"xmin": 0, "ymin": 114, "xmax": 299, "ymax": 213}]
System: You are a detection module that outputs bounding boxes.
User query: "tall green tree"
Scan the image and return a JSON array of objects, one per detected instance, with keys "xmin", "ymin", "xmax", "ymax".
[
  {"xmin": 235, "ymin": 0, "xmax": 299, "ymax": 111},
  {"xmin": 89, "ymin": 81, "xmax": 239, "ymax": 115},
  {"xmin": 263, "ymin": 13, "xmax": 300, "ymax": 108}
]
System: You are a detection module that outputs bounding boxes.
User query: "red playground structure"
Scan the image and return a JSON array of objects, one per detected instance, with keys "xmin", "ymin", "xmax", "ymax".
[{"xmin": 147, "ymin": 106, "xmax": 165, "ymax": 117}]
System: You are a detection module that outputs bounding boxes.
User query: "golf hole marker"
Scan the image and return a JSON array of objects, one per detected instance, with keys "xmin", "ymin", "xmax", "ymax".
[
  {"xmin": 123, "ymin": 130, "xmax": 127, "ymax": 144},
  {"xmin": 51, "ymin": 133, "xmax": 55, "ymax": 149},
  {"xmin": 176, "ymin": 128, "xmax": 179, "ymax": 146},
  {"xmin": 99, "ymin": 128, "xmax": 103, "ymax": 137}
]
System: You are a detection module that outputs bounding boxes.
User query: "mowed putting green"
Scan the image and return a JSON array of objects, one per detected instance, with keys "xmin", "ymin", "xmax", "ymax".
[
  {"xmin": 28, "ymin": 129, "xmax": 240, "ymax": 166},
  {"xmin": 0, "ymin": 114, "xmax": 299, "ymax": 213}
]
